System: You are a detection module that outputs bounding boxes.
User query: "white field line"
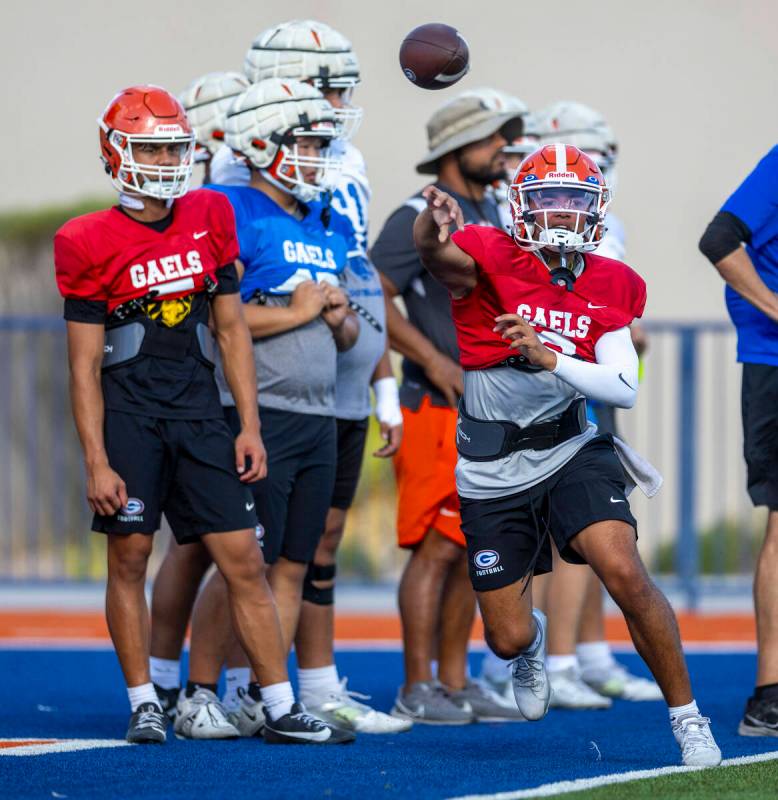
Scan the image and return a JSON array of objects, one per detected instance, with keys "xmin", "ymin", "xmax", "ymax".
[
  {"xmin": 0, "ymin": 738, "xmax": 130, "ymax": 757},
  {"xmin": 446, "ymin": 750, "xmax": 778, "ymax": 800},
  {"xmin": 0, "ymin": 638, "xmax": 757, "ymax": 653}
]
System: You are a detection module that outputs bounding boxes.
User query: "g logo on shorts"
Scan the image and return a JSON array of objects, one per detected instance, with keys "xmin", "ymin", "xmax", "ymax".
[
  {"xmin": 474, "ymin": 549, "xmax": 500, "ymax": 570},
  {"xmin": 122, "ymin": 498, "xmax": 144, "ymax": 515}
]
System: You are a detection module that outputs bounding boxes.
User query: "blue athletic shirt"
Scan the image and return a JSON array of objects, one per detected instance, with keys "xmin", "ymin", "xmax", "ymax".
[
  {"xmin": 205, "ymin": 184, "xmax": 356, "ymax": 415},
  {"xmin": 204, "ymin": 184, "xmax": 351, "ymax": 300},
  {"xmin": 720, "ymin": 145, "xmax": 778, "ymax": 365}
]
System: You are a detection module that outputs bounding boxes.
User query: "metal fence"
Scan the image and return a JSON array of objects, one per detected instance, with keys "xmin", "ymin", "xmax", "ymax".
[{"xmin": 0, "ymin": 316, "xmax": 765, "ymax": 607}]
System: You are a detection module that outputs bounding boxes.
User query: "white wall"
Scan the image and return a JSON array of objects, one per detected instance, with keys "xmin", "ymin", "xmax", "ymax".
[{"xmin": 2, "ymin": 0, "xmax": 777, "ymax": 319}]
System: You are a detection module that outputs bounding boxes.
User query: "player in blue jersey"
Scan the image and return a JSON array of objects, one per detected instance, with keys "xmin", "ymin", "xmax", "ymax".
[
  {"xmin": 150, "ymin": 78, "xmax": 359, "ymax": 742},
  {"xmin": 217, "ymin": 20, "xmax": 408, "ymax": 734},
  {"xmin": 700, "ymin": 145, "xmax": 778, "ymax": 737}
]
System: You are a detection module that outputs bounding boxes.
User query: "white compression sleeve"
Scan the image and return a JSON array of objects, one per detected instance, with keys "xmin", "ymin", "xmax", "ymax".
[{"xmin": 551, "ymin": 326, "xmax": 639, "ymax": 408}]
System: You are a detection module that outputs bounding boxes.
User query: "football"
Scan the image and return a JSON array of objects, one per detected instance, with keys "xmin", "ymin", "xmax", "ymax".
[{"xmin": 399, "ymin": 23, "xmax": 470, "ymax": 90}]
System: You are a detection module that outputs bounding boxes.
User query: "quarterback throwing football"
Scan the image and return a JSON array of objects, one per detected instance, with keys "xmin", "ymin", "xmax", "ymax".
[{"xmin": 413, "ymin": 143, "xmax": 721, "ymax": 767}]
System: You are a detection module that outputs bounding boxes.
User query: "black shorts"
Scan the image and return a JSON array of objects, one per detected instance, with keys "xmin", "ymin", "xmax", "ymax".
[
  {"xmin": 225, "ymin": 406, "xmax": 336, "ymax": 564},
  {"xmin": 459, "ymin": 436, "xmax": 638, "ymax": 592},
  {"xmin": 93, "ymin": 411, "xmax": 257, "ymax": 543},
  {"xmin": 330, "ymin": 417, "xmax": 369, "ymax": 510},
  {"xmin": 742, "ymin": 363, "xmax": 778, "ymax": 510}
]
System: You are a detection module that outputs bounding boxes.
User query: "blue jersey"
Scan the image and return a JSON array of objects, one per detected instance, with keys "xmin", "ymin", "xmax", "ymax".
[
  {"xmin": 205, "ymin": 184, "xmax": 351, "ymax": 302},
  {"xmin": 720, "ymin": 145, "xmax": 778, "ymax": 365}
]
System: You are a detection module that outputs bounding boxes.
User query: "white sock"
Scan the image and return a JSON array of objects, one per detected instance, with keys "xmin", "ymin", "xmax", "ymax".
[
  {"xmin": 669, "ymin": 699, "xmax": 699, "ymax": 722},
  {"xmin": 127, "ymin": 683, "xmax": 160, "ymax": 712},
  {"xmin": 261, "ymin": 681, "xmax": 295, "ymax": 722},
  {"xmin": 481, "ymin": 651, "xmax": 511, "ymax": 682},
  {"xmin": 547, "ymin": 654, "xmax": 579, "ymax": 674},
  {"xmin": 149, "ymin": 657, "xmax": 180, "ymax": 690},
  {"xmin": 222, "ymin": 667, "xmax": 250, "ymax": 712},
  {"xmin": 298, "ymin": 665, "xmax": 340, "ymax": 704},
  {"xmin": 576, "ymin": 642, "xmax": 616, "ymax": 671}
]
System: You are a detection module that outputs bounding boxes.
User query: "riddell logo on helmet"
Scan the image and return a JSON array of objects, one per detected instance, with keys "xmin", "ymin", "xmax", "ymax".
[
  {"xmin": 546, "ymin": 171, "xmax": 577, "ymax": 179},
  {"xmin": 154, "ymin": 124, "xmax": 184, "ymax": 134}
]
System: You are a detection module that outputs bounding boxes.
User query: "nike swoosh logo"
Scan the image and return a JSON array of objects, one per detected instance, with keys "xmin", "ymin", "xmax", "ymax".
[
  {"xmin": 277, "ymin": 727, "xmax": 331, "ymax": 742},
  {"xmin": 745, "ymin": 714, "xmax": 778, "ymax": 729},
  {"xmin": 244, "ymin": 710, "xmax": 257, "ymax": 721},
  {"xmin": 193, "ymin": 231, "xmax": 208, "ymax": 239},
  {"xmin": 610, "ymin": 497, "xmax": 626, "ymax": 504},
  {"xmin": 588, "ymin": 302, "xmax": 607, "ymax": 309},
  {"xmin": 246, "ymin": 502, "xmax": 255, "ymax": 511},
  {"xmin": 618, "ymin": 373, "xmax": 635, "ymax": 390}
]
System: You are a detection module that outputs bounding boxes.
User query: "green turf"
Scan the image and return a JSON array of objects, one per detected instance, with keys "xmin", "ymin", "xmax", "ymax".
[{"xmin": 553, "ymin": 758, "xmax": 778, "ymax": 799}]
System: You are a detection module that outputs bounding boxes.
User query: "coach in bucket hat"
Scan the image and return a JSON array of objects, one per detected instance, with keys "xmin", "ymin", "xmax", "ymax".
[{"xmin": 416, "ymin": 87, "xmax": 528, "ymax": 175}]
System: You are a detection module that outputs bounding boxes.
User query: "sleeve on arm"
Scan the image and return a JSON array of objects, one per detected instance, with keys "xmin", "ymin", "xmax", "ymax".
[
  {"xmin": 210, "ymin": 192, "xmax": 241, "ymax": 266},
  {"xmin": 213, "ymin": 262, "xmax": 240, "ymax": 295},
  {"xmin": 720, "ymin": 147, "xmax": 778, "ymax": 246},
  {"xmin": 63, "ymin": 298, "xmax": 107, "ymax": 324},
  {"xmin": 451, "ymin": 225, "xmax": 487, "ymax": 266},
  {"xmin": 552, "ymin": 326, "xmax": 639, "ymax": 408},
  {"xmin": 53, "ymin": 231, "xmax": 106, "ymax": 302},
  {"xmin": 369, "ymin": 206, "xmax": 422, "ymax": 293},
  {"xmin": 698, "ymin": 211, "xmax": 751, "ymax": 265}
]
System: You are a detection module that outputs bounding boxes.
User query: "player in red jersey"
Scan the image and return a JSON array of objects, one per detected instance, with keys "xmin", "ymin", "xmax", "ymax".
[
  {"xmin": 54, "ymin": 85, "xmax": 348, "ymax": 746},
  {"xmin": 413, "ymin": 143, "xmax": 721, "ymax": 767}
]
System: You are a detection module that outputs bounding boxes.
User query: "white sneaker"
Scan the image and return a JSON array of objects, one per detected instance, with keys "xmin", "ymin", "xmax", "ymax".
[
  {"xmin": 509, "ymin": 608, "xmax": 550, "ymax": 721},
  {"xmin": 549, "ymin": 667, "xmax": 613, "ymax": 710},
  {"xmin": 228, "ymin": 686, "xmax": 266, "ymax": 737},
  {"xmin": 582, "ymin": 661, "xmax": 663, "ymax": 701},
  {"xmin": 173, "ymin": 689, "xmax": 240, "ymax": 740},
  {"xmin": 672, "ymin": 712, "xmax": 722, "ymax": 766},
  {"xmin": 304, "ymin": 678, "xmax": 412, "ymax": 734}
]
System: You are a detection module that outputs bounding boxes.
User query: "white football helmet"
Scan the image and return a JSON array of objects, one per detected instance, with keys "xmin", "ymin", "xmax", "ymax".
[
  {"xmin": 245, "ymin": 20, "xmax": 362, "ymax": 139},
  {"xmin": 179, "ymin": 72, "xmax": 250, "ymax": 162},
  {"xmin": 535, "ymin": 101, "xmax": 618, "ymax": 187},
  {"xmin": 224, "ymin": 78, "xmax": 341, "ymax": 202}
]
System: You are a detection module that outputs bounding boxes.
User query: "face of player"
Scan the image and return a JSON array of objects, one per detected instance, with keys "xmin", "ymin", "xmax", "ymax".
[
  {"xmin": 323, "ymin": 87, "xmax": 355, "ymax": 109},
  {"xmin": 280, "ymin": 135, "xmax": 326, "ymax": 187},
  {"xmin": 526, "ymin": 187, "xmax": 598, "ymax": 233},
  {"xmin": 131, "ymin": 140, "xmax": 188, "ymax": 186},
  {"xmin": 457, "ymin": 132, "xmax": 508, "ymax": 186}
]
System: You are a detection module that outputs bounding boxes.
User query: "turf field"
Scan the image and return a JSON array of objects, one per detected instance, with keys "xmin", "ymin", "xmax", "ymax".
[{"xmin": 1, "ymin": 648, "xmax": 777, "ymax": 799}]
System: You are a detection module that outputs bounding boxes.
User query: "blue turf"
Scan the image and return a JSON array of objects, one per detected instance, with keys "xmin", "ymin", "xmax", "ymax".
[{"xmin": 1, "ymin": 649, "xmax": 776, "ymax": 799}]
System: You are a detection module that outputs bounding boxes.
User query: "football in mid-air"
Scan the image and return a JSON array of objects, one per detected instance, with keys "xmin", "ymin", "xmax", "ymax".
[{"xmin": 399, "ymin": 23, "xmax": 470, "ymax": 90}]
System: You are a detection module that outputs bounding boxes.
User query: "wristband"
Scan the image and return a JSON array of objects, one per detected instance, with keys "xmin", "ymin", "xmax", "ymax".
[{"xmin": 373, "ymin": 376, "xmax": 403, "ymax": 427}]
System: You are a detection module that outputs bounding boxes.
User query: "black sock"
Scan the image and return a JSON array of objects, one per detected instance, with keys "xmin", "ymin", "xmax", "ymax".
[
  {"xmin": 248, "ymin": 682, "xmax": 263, "ymax": 702},
  {"xmin": 754, "ymin": 683, "xmax": 778, "ymax": 702},
  {"xmin": 185, "ymin": 681, "xmax": 218, "ymax": 698}
]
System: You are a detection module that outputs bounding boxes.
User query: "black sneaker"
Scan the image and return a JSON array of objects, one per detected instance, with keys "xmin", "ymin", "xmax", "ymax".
[
  {"xmin": 263, "ymin": 702, "xmax": 356, "ymax": 745},
  {"xmin": 738, "ymin": 697, "xmax": 778, "ymax": 737},
  {"xmin": 153, "ymin": 684, "xmax": 180, "ymax": 721},
  {"xmin": 126, "ymin": 702, "xmax": 167, "ymax": 744}
]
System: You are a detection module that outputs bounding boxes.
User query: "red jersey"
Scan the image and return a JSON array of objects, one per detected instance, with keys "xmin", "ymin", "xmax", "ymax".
[
  {"xmin": 450, "ymin": 226, "xmax": 646, "ymax": 369},
  {"xmin": 54, "ymin": 189, "xmax": 238, "ymax": 313}
]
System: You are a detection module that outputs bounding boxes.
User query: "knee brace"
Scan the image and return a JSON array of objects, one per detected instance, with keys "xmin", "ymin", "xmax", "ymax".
[{"xmin": 302, "ymin": 562, "xmax": 336, "ymax": 606}]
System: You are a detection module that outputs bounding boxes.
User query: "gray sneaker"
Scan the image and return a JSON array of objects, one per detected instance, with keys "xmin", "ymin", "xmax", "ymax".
[
  {"xmin": 450, "ymin": 680, "xmax": 526, "ymax": 722},
  {"xmin": 391, "ymin": 681, "xmax": 474, "ymax": 725},
  {"xmin": 510, "ymin": 608, "xmax": 550, "ymax": 721}
]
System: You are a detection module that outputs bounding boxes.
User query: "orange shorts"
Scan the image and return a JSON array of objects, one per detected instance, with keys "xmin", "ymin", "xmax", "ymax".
[{"xmin": 394, "ymin": 396, "xmax": 465, "ymax": 549}]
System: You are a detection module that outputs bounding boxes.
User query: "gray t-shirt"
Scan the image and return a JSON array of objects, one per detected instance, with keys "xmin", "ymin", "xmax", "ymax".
[
  {"xmin": 219, "ymin": 294, "xmax": 338, "ymax": 415},
  {"xmin": 371, "ymin": 184, "xmax": 502, "ymax": 410},
  {"xmin": 335, "ymin": 259, "xmax": 386, "ymax": 420},
  {"xmin": 456, "ymin": 368, "xmax": 597, "ymax": 499}
]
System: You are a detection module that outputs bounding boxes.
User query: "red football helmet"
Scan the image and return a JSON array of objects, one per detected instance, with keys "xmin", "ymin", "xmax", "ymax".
[
  {"xmin": 98, "ymin": 85, "xmax": 195, "ymax": 200},
  {"xmin": 509, "ymin": 144, "xmax": 610, "ymax": 254}
]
